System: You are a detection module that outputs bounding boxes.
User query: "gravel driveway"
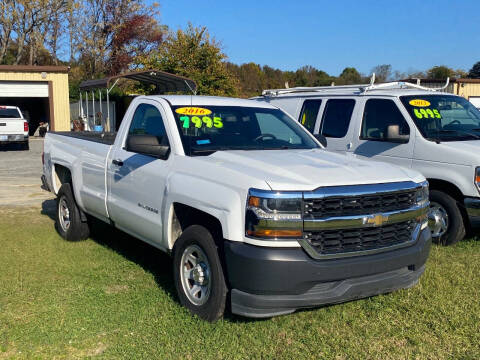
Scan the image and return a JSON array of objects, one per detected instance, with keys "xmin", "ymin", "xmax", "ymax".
[{"xmin": 0, "ymin": 138, "xmax": 54, "ymax": 206}]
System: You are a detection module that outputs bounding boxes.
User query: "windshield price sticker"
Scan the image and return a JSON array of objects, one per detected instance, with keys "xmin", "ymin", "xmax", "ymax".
[
  {"xmin": 179, "ymin": 115, "xmax": 224, "ymax": 129},
  {"xmin": 409, "ymin": 99, "xmax": 431, "ymax": 107},
  {"xmin": 414, "ymin": 108, "xmax": 442, "ymax": 119},
  {"xmin": 175, "ymin": 107, "xmax": 212, "ymax": 116}
]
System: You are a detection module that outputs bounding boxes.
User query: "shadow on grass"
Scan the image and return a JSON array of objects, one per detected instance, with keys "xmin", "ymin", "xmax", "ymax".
[{"xmin": 40, "ymin": 199, "xmax": 177, "ymax": 302}]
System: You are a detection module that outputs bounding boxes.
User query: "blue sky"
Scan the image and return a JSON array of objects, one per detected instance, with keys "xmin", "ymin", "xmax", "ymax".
[{"xmin": 158, "ymin": 0, "xmax": 479, "ymax": 76}]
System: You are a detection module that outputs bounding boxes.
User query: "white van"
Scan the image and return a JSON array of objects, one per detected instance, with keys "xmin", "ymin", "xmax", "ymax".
[{"xmin": 255, "ymin": 81, "xmax": 480, "ymax": 245}]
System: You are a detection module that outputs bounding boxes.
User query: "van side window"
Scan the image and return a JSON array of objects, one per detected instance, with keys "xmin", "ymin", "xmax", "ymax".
[
  {"xmin": 298, "ymin": 99, "xmax": 322, "ymax": 133},
  {"xmin": 320, "ymin": 99, "xmax": 355, "ymax": 138},
  {"xmin": 361, "ymin": 99, "xmax": 410, "ymax": 141},
  {"xmin": 128, "ymin": 104, "xmax": 169, "ymax": 145}
]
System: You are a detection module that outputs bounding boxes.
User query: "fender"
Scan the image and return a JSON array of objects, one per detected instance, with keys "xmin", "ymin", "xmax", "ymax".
[{"xmin": 163, "ymin": 171, "xmax": 246, "ymax": 249}]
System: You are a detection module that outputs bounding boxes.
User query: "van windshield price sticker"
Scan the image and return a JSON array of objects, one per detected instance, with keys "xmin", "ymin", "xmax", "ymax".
[
  {"xmin": 413, "ymin": 108, "xmax": 442, "ymax": 119},
  {"xmin": 409, "ymin": 99, "xmax": 441, "ymax": 119},
  {"xmin": 175, "ymin": 108, "xmax": 223, "ymax": 129}
]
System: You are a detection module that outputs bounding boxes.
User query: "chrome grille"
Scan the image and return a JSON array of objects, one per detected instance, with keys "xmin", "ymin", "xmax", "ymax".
[
  {"xmin": 298, "ymin": 181, "xmax": 428, "ymax": 259},
  {"xmin": 304, "ymin": 190, "xmax": 417, "ymax": 219}
]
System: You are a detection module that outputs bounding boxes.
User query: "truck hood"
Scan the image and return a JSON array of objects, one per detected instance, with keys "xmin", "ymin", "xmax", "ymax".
[{"xmin": 198, "ymin": 149, "xmax": 424, "ymax": 191}]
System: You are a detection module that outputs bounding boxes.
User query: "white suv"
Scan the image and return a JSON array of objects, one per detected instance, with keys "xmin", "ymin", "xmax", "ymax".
[{"xmin": 255, "ymin": 82, "xmax": 480, "ymax": 245}]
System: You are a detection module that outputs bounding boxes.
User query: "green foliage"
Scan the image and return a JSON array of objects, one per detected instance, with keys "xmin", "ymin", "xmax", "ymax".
[
  {"xmin": 468, "ymin": 61, "xmax": 480, "ymax": 79},
  {"xmin": 337, "ymin": 67, "xmax": 363, "ymax": 84},
  {"xmin": 427, "ymin": 65, "xmax": 456, "ymax": 79},
  {"xmin": 139, "ymin": 24, "xmax": 238, "ymax": 96}
]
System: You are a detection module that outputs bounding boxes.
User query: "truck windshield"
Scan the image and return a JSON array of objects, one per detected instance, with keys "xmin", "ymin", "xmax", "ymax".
[
  {"xmin": 400, "ymin": 95, "xmax": 480, "ymax": 142},
  {"xmin": 171, "ymin": 105, "xmax": 320, "ymax": 155},
  {"xmin": 0, "ymin": 108, "xmax": 21, "ymax": 118}
]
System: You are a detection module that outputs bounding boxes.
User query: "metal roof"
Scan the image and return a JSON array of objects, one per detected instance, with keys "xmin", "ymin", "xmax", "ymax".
[
  {"xmin": 0, "ymin": 65, "xmax": 69, "ymax": 73},
  {"xmin": 79, "ymin": 70, "xmax": 197, "ymax": 93}
]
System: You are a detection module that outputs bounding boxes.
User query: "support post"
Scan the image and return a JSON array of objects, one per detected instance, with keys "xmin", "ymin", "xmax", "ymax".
[{"xmin": 85, "ymin": 91, "xmax": 89, "ymax": 131}]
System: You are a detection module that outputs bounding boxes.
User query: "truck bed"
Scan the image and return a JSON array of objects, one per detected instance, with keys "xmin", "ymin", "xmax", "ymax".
[{"xmin": 51, "ymin": 131, "xmax": 117, "ymax": 145}]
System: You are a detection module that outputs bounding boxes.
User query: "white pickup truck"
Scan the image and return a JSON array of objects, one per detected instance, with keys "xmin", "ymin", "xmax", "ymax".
[
  {"xmin": 42, "ymin": 95, "xmax": 431, "ymax": 321},
  {"xmin": 0, "ymin": 105, "xmax": 29, "ymax": 150}
]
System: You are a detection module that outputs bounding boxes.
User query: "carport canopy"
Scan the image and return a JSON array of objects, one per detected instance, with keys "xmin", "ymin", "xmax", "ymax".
[{"xmin": 79, "ymin": 70, "xmax": 197, "ymax": 93}]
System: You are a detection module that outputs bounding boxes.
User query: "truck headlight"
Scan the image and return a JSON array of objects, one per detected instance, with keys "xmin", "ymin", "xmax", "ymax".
[
  {"xmin": 245, "ymin": 189, "xmax": 303, "ymax": 239},
  {"xmin": 415, "ymin": 181, "xmax": 429, "ymax": 229},
  {"xmin": 475, "ymin": 167, "xmax": 480, "ymax": 194},
  {"xmin": 415, "ymin": 181, "xmax": 429, "ymax": 207}
]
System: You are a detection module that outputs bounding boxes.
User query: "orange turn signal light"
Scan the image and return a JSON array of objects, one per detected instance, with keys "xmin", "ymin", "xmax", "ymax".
[
  {"xmin": 476, "ymin": 175, "xmax": 480, "ymax": 184},
  {"xmin": 248, "ymin": 196, "xmax": 260, "ymax": 207},
  {"xmin": 247, "ymin": 229, "xmax": 302, "ymax": 238}
]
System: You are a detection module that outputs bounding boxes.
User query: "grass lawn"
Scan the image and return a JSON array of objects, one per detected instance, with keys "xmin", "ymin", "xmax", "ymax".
[{"xmin": 0, "ymin": 204, "xmax": 479, "ymax": 359}]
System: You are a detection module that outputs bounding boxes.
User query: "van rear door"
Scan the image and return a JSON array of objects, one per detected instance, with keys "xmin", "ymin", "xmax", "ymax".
[{"xmin": 317, "ymin": 98, "xmax": 357, "ymax": 154}]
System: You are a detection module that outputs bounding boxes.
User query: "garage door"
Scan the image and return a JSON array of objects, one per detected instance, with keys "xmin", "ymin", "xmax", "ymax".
[
  {"xmin": 469, "ymin": 97, "xmax": 480, "ymax": 109},
  {"xmin": 0, "ymin": 81, "xmax": 48, "ymax": 97}
]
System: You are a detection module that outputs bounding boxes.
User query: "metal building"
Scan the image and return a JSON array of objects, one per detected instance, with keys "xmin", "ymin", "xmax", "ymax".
[{"xmin": 0, "ymin": 65, "xmax": 70, "ymax": 134}]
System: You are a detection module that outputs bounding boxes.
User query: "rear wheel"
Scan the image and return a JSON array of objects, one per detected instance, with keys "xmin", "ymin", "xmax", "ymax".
[
  {"xmin": 428, "ymin": 190, "xmax": 465, "ymax": 246},
  {"xmin": 173, "ymin": 225, "xmax": 227, "ymax": 322},
  {"xmin": 55, "ymin": 183, "xmax": 90, "ymax": 241},
  {"xmin": 21, "ymin": 141, "xmax": 29, "ymax": 151}
]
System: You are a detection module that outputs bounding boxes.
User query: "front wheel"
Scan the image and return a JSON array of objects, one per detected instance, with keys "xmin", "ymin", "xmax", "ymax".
[
  {"xmin": 173, "ymin": 225, "xmax": 227, "ymax": 322},
  {"xmin": 428, "ymin": 190, "xmax": 465, "ymax": 246}
]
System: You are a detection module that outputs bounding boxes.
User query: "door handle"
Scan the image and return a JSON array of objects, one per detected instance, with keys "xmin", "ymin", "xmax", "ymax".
[
  {"xmin": 112, "ymin": 159, "xmax": 124, "ymax": 167},
  {"xmin": 346, "ymin": 142, "xmax": 353, "ymax": 150}
]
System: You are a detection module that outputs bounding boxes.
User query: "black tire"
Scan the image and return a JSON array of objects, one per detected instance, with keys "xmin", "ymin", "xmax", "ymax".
[
  {"xmin": 55, "ymin": 183, "xmax": 90, "ymax": 241},
  {"xmin": 173, "ymin": 225, "xmax": 227, "ymax": 322},
  {"xmin": 22, "ymin": 141, "xmax": 29, "ymax": 151},
  {"xmin": 430, "ymin": 190, "xmax": 465, "ymax": 246}
]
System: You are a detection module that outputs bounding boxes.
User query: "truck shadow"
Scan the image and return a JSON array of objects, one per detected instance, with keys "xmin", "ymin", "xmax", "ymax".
[
  {"xmin": 40, "ymin": 199, "xmax": 177, "ymax": 304},
  {"xmin": 0, "ymin": 143, "xmax": 27, "ymax": 151},
  {"xmin": 88, "ymin": 218, "xmax": 179, "ymax": 300}
]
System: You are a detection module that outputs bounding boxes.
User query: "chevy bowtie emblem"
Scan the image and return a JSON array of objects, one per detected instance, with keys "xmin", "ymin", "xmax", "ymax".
[{"xmin": 364, "ymin": 214, "xmax": 389, "ymax": 227}]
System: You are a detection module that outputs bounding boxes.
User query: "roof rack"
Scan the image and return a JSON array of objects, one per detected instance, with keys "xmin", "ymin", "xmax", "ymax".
[{"xmin": 261, "ymin": 74, "xmax": 450, "ymax": 96}]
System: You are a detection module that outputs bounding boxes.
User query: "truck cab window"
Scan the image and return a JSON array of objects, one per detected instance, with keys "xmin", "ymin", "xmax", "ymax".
[
  {"xmin": 320, "ymin": 99, "xmax": 355, "ymax": 138},
  {"xmin": 128, "ymin": 104, "xmax": 169, "ymax": 145},
  {"xmin": 298, "ymin": 99, "xmax": 321, "ymax": 133},
  {"xmin": 361, "ymin": 99, "xmax": 410, "ymax": 141}
]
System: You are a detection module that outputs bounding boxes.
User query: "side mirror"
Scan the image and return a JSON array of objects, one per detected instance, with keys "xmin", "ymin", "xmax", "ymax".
[
  {"xmin": 126, "ymin": 134, "xmax": 170, "ymax": 159},
  {"xmin": 386, "ymin": 125, "xmax": 410, "ymax": 143},
  {"xmin": 314, "ymin": 134, "xmax": 328, "ymax": 147}
]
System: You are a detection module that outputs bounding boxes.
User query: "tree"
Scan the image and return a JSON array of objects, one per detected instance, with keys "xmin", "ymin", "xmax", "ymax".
[
  {"xmin": 139, "ymin": 24, "xmax": 237, "ymax": 96},
  {"xmin": 427, "ymin": 65, "xmax": 455, "ymax": 79},
  {"xmin": 468, "ymin": 61, "xmax": 480, "ymax": 79},
  {"xmin": 371, "ymin": 64, "xmax": 392, "ymax": 83},
  {"xmin": 337, "ymin": 67, "xmax": 362, "ymax": 85},
  {"xmin": 293, "ymin": 65, "xmax": 332, "ymax": 87},
  {"xmin": 75, "ymin": 0, "xmax": 163, "ymax": 77}
]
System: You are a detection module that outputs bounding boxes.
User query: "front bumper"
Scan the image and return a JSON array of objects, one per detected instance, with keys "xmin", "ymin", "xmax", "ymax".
[
  {"xmin": 464, "ymin": 197, "xmax": 480, "ymax": 223},
  {"xmin": 224, "ymin": 228, "xmax": 431, "ymax": 318}
]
